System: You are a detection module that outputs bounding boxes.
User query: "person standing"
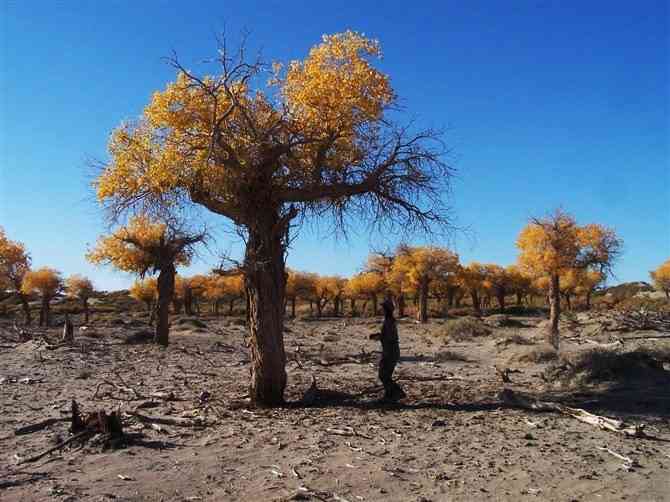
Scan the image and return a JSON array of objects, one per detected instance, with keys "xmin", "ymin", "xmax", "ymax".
[{"xmin": 370, "ymin": 299, "xmax": 406, "ymax": 401}]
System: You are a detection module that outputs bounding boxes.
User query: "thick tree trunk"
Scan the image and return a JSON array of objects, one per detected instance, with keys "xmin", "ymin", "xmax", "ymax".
[
  {"xmin": 548, "ymin": 274, "xmax": 561, "ymax": 350},
  {"xmin": 470, "ymin": 290, "xmax": 481, "ymax": 316},
  {"xmin": 372, "ymin": 294, "xmax": 378, "ymax": 317},
  {"xmin": 417, "ymin": 280, "xmax": 429, "ymax": 323},
  {"xmin": 83, "ymin": 299, "xmax": 89, "ymax": 324},
  {"xmin": 41, "ymin": 297, "xmax": 50, "ymax": 327},
  {"xmin": 585, "ymin": 290, "xmax": 592, "ymax": 310},
  {"xmin": 350, "ymin": 298, "xmax": 357, "ymax": 316},
  {"xmin": 155, "ymin": 265, "xmax": 176, "ymax": 346},
  {"xmin": 184, "ymin": 289, "xmax": 193, "ymax": 315},
  {"xmin": 333, "ymin": 296, "xmax": 341, "ymax": 317},
  {"xmin": 245, "ymin": 213, "xmax": 288, "ymax": 407},
  {"xmin": 19, "ymin": 293, "xmax": 31, "ymax": 326},
  {"xmin": 397, "ymin": 294, "xmax": 405, "ymax": 317},
  {"xmin": 291, "ymin": 297, "xmax": 296, "ymax": 318},
  {"xmin": 447, "ymin": 287, "xmax": 456, "ymax": 308},
  {"xmin": 229, "ymin": 298, "xmax": 236, "ymax": 315},
  {"xmin": 315, "ymin": 299, "xmax": 323, "ymax": 318},
  {"xmin": 497, "ymin": 291, "xmax": 506, "ymax": 313}
]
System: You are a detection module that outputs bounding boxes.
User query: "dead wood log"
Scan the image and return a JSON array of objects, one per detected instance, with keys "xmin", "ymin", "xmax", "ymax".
[
  {"xmin": 16, "ymin": 430, "xmax": 93, "ymax": 464},
  {"xmin": 14, "ymin": 417, "xmax": 69, "ymax": 436},
  {"xmin": 125, "ymin": 410, "xmax": 205, "ymax": 427},
  {"xmin": 499, "ymin": 389, "xmax": 648, "ymax": 437},
  {"xmin": 16, "ymin": 400, "xmax": 126, "ymax": 464}
]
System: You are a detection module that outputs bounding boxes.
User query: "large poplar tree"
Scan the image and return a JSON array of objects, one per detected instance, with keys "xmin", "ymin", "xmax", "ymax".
[{"xmin": 94, "ymin": 32, "xmax": 452, "ymax": 405}]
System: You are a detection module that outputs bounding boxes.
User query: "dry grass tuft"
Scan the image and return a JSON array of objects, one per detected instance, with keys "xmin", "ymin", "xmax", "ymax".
[
  {"xmin": 441, "ymin": 317, "xmax": 491, "ymax": 341},
  {"xmin": 514, "ymin": 344, "xmax": 558, "ymax": 364},
  {"xmin": 545, "ymin": 347, "xmax": 670, "ymax": 385}
]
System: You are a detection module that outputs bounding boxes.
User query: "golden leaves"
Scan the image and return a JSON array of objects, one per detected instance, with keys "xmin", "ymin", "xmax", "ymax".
[
  {"xmin": 86, "ymin": 215, "xmax": 192, "ymax": 275},
  {"xmin": 21, "ymin": 267, "xmax": 63, "ymax": 298},
  {"xmin": 65, "ymin": 275, "xmax": 95, "ymax": 300},
  {"xmin": 650, "ymin": 259, "xmax": 670, "ymax": 294}
]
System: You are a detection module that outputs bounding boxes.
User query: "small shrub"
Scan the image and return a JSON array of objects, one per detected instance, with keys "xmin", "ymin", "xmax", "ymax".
[
  {"xmin": 441, "ymin": 317, "xmax": 491, "ymax": 341},
  {"xmin": 447, "ymin": 307, "xmax": 478, "ymax": 318},
  {"xmin": 514, "ymin": 344, "xmax": 558, "ymax": 363},
  {"xmin": 435, "ymin": 350, "xmax": 470, "ymax": 362},
  {"xmin": 496, "ymin": 333, "xmax": 535, "ymax": 347},
  {"xmin": 175, "ymin": 317, "xmax": 207, "ymax": 329},
  {"xmin": 545, "ymin": 348, "xmax": 670, "ymax": 385}
]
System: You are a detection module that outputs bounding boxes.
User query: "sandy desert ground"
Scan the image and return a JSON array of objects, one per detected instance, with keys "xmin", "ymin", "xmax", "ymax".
[{"xmin": 1, "ymin": 311, "xmax": 669, "ymax": 502}]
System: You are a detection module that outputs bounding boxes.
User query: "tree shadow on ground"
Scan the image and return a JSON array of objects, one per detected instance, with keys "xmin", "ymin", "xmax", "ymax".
[
  {"xmin": 285, "ymin": 379, "xmax": 670, "ymax": 426},
  {"xmin": 536, "ymin": 382, "xmax": 670, "ymax": 422}
]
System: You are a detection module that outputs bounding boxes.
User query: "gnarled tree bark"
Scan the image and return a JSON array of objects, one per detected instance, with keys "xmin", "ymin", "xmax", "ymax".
[{"xmin": 245, "ymin": 211, "xmax": 288, "ymax": 406}]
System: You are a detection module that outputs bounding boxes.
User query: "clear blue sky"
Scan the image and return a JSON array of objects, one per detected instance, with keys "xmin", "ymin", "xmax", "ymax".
[{"xmin": 1, "ymin": 1, "xmax": 668, "ymax": 290}]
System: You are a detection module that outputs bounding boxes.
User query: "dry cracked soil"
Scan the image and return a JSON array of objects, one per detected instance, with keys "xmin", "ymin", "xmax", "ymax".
[{"xmin": 1, "ymin": 312, "xmax": 669, "ymax": 501}]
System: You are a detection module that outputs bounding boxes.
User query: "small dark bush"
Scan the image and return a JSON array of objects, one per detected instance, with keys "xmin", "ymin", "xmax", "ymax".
[
  {"xmin": 441, "ymin": 317, "xmax": 491, "ymax": 341},
  {"xmin": 546, "ymin": 348, "xmax": 670, "ymax": 385},
  {"xmin": 514, "ymin": 344, "xmax": 558, "ymax": 363},
  {"xmin": 175, "ymin": 317, "xmax": 208, "ymax": 330},
  {"xmin": 496, "ymin": 333, "xmax": 536, "ymax": 347},
  {"xmin": 435, "ymin": 350, "xmax": 470, "ymax": 362}
]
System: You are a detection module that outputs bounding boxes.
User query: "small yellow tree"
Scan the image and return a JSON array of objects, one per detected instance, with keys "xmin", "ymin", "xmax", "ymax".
[
  {"xmin": 391, "ymin": 246, "xmax": 459, "ymax": 322},
  {"xmin": 517, "ymin": 210, "xmax": 621, "ymax": 349},
  {"xmin": 65, "ymin": 275, "xmax": 95, "ymax": 323},
  {"xmin": 576, "ymin": 269, "xmax": 604, "ymax": 309},
  {"xmin": 21, "ymin": 267, "xmax": 63, "ymax": 327},
  {"xmin": 203, "ymin": 274, "xmax": 228, "ymax": 315},
  {"xmin": 130, "ymin": 278, "xmax": 158, "ymax": 317},
  {"xmin": 505, "ymin": 265, "xmax": 532, "ymax": 307},
  {"xmin": 187, "ymin": 275, "xmax": 210, "ymax": 315},
  {"xmin": 347, "ymin": 271, "xmax": 385, "ymax": 316},
  {"xmin": 87, "ymin": 215, "xmax": 205, "ymax": 345},
  {"xmin": 650, "ymin": 259, "xmax": 670, "ymax": 299},
  {"xmin": 482, "ymin": 264, "xmax": 511, "ymax": 313},
  {"xmin": 285, "ymin": 270, "xmax": 316, "ymax": 318},
  {"xmin": 0, "ymin": 227, "xmax": 32, "ymax": 325},
  {"xmin": 458, "ymin": 262, "xmax": 486, "ymax": 316}
]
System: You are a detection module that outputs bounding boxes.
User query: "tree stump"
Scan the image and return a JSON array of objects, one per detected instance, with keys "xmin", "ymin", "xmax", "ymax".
[{"xmin": 62, "ymin": 314, "xmax": 74, "ymax": 343}]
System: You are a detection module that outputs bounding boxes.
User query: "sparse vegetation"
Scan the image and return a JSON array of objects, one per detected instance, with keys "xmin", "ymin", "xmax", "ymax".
[
  {"xmin": 514, "ymin": 343, "xmax": 558, "ymax": 363},
  {"xmin": 545, "ymin": 348, "xmax": 670, "ymax": 385},
  {"xmin": 441, "ymin": 317, "xmax": 491, "ymax": 341}
]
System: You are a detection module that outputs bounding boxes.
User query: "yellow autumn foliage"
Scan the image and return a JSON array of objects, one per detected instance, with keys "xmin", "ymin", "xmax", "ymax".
[
  {"xmin": 87, "ymin": 215, "xmax": 192, "ymax": 275},
  {"xmin": 650, "ymin": 259, "xmax": 670, "ymax": 298},
  {"xmin": 21, "ymin": 267, "xmax": 63, "ymax": 299}
]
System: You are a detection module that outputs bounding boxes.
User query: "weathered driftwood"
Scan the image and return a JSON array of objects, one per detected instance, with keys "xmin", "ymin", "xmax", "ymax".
[
  {"xmin": 125, "ymin": 410, "xmax": 204, "ymax": 427},
  {"xmin": 14, "ymin": 417, "xmax": 69, "ymax": 436},
  {"xmin": 598, "ymin": 446, "xmax": 637, "ymax": 469},
  {"xmin": 16, "ymin": 430, "xmax": 93, "ymax": 464},
  {"xmin": 17, "ymin": 400, "xmax": 125, "ymax": 464},
  {"xmin": 499, "ymin": 389, "xmax": 647, "ymax": 437}
]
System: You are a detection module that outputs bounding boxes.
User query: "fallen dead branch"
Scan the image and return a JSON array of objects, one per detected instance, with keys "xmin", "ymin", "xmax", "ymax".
[
  {"xmin": 14, "ymin": 417, "xmax": 69, "ymax": 436},
  {"xmin": 610, "ymin": 310, "xmax": 670, "ymax": 332},
  {"xmin": 598, "ymin": 446, "xmax": 639, "ymax": 470},
  {"xmin": 499, "ymin": 389, "xmax": 649, "ymax": 438},
  {"xmin": 16, "ymin": 430, "xmax": 93, "ymax": 464},
  {"xmin": 16, "ymin": 400, "xmax": 126, "ymax": 464},
  {"xmin": 125, "ymin": 410, "xmax": 206, "ymax": 427}
]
